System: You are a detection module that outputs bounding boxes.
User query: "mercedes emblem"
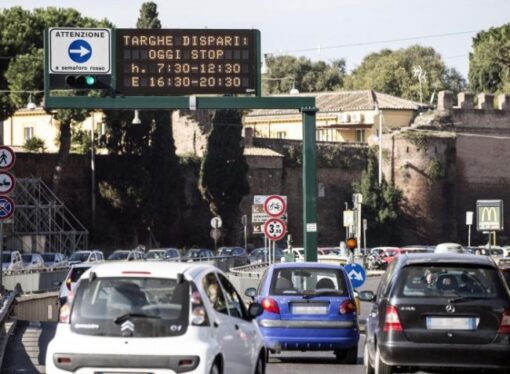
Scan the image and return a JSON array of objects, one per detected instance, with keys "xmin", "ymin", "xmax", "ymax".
[{"xmin": 445, "ymin": 304, "xmax": 455, "ymax": 313}]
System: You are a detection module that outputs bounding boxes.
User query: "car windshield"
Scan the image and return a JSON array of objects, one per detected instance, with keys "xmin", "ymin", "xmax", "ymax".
[
  {"xmin": 108, "ymin": 252, "xmax": 129, "ymax": 260},
  {"xmin": 21, "ymin": 254, "xmax": 34, "ymax": 264},
  {"xmin": 69, "ymin": 252, "xmax": 90, "ymax": 262},
  {"xmin": 71, "ymin": 277, "xmax": 189, "ymax": 337},
  {"xmin": 146, "ymin": 251, "xmax": 165, "ymax": 259},
  {"xmin": 219, "ymin": 248, "xmax": 234, "ymax": 255},
  {"xmin": 41, "ymin": 254, "xmax": 56, "ymax": 262},
  {"xmin": 398, "ymin": 264, "xmax": 506, "ymax": 299},
  {"xmin": 269, "ymin": 267, "xmax": 348, "ymax": 296}
]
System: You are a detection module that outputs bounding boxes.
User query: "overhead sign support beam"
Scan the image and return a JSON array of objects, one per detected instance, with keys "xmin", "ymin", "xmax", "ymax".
[{"xmin": 43, "ymin": 28, "xmax": 318, "ymax": 261}]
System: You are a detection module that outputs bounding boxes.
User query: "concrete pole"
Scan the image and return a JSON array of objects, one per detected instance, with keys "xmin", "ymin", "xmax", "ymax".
[{"xmin": 378, "ymin": 110, "xmax": 383, "ymax": 185}]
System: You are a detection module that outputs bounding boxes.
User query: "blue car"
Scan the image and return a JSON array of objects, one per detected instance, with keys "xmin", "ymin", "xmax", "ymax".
[{"xmin": 245, "ymin": 262, "xmax": 359, "ymax": 363}]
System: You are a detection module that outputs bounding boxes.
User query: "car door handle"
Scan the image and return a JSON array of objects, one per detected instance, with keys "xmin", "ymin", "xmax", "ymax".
[
  {"xmin": 213, "ymin": 321, "xmax": 219, "ymax": 328},
  {"xmin": 235, "ymin": 324, "xmax": 239, "ymax": 330}
]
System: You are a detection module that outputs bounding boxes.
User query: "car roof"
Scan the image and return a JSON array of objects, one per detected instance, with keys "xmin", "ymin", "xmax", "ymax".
[
  {"xmin": 270, "ymin": 261, "xmax": 344, "ymax": 270},
  {"xmin": 81, "ymin": 260, "xmax": 219, "ymax": 279},
  {"xmin": 397, "ymin": 253, "xmax": 497, "ymax": 267}
]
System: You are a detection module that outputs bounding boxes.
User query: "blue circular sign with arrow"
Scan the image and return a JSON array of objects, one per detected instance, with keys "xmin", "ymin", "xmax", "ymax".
[
  {"xmin": 344, "ymin": 263, "xmax": 366, "ymax": 288},
  {"xmin": 68, "ymin": 39, "xmax": 92, "ymax": 63}
]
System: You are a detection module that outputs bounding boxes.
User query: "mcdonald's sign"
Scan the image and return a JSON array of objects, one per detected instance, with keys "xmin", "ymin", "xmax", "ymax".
[{"xmin": 477, "ymin": 200, "xmax": 504, "ymax": 231}]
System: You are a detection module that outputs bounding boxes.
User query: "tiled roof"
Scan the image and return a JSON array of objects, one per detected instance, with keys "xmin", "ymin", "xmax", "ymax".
[
  {"xmin": 246, "ymin": 90, "xmax": 428, "ymax": 118},
  {"xmin": 243, "ymin": 147, "xmax": 283, "ymax": 157}
]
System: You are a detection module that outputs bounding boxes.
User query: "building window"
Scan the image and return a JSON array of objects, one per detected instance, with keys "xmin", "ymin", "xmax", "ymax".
[
  {"xmin": 276, "ymin": 131, "xmax": 287, "ymax": 139},
  {"xmin": 24, "ymin": 127, "xmax": 34, "ymax": 141},
  {"xmin": 356, "ymin": 130, "xmax": 365, "ymax": 143},
  {"xmin": 318, "ymin": 183, "xmax": 325, "ymax": 198}
]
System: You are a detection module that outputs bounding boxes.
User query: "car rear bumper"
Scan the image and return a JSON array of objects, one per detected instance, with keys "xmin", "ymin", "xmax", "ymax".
[
  {"xmin": 260, "ymin": 323, "xmax": 359, "ymax": 352},
  {"xmin": 379, "ymin": 337, "xmax": 510, "ymax": 369}
]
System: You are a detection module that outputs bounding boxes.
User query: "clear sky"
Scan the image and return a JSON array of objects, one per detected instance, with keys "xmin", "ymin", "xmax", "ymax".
[{"xmin": 2, "ymin": 0, "xmax": 510, "ymax": 80}]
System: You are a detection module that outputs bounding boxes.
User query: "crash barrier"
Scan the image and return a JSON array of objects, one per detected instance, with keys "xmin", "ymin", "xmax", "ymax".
[
  {"xmin": 0, "ymin": 287, "xmax": 20, "ymax": 368},
  {"xmin": 2, "ymin": 269, "xmax": 68, "ymax": 293},
  {"xmin": 227, "ymin": 263, "xmax": 268, "ymax": 300},
  {"xmin": 15, "ymin": 292, "xmax": 59, "ymax": 323}
]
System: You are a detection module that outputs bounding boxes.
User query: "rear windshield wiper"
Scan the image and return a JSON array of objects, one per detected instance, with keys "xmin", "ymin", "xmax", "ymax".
[
  {"xmin": 114, "ymin": 313, "xmax": 161, "ymax": 324},
  {"xmin": 303, "ymin": 289, "xmax": 344, "ymax": 298},
  {"xmin": 448, "ymin": 296, "xmax": 489, "ymax": 303}
]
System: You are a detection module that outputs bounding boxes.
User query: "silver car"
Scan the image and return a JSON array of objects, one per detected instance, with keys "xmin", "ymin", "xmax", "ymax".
[
  {"xmin": 21, "ymin": 253, "xmax": 47, "ymax": 272},
  {"xmin": 41, "ymin": 252, "xmax": 68, "ymax": 270},
  {"xmin": 1, "ymin": 251, "xmax": 24, "ymax": 273}
]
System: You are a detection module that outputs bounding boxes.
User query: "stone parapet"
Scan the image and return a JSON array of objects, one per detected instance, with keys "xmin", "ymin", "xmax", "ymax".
[{"xmin": 477, "ymin": 93, "xmax": 495, "ymax": 110}]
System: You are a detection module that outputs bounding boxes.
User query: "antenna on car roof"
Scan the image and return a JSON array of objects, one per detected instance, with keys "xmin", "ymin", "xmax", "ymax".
[
  {"xmin": 177, "ymin": 273, "xmax": 184, "ymax": 284},
  {"xmin": 89, "ymin": 271, "xmax": 97, "ymax": 282}
]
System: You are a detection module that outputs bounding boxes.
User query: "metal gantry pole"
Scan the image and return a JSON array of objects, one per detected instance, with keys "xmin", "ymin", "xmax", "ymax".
[{"xmin": 302, "ymin": 108, "xmax": 318, "ymax": 262}]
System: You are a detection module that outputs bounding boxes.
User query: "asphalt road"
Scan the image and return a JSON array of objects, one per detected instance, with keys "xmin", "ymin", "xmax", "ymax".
[{"xmin": 266, "ymin": 276, "xmax": 380, "ymax": 374}]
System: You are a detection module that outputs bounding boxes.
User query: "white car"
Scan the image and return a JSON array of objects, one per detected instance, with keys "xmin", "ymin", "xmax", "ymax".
[
  {"xmin": 58, "ymin": 263, "xmax": 94, "ymax": 304},
  {"xmin": 47, "ymin": 261, "xmax": 266, "ymax": 374}
]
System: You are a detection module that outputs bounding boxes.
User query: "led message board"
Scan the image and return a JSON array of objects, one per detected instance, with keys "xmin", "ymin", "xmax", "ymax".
[{"xmin": 117, "ymin": 29, "xmax": 259, "ymax": 95}]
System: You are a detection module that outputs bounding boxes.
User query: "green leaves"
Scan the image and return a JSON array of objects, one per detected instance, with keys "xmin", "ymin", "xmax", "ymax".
[
  {"xmin": 468, "ymin": 24, "xmax": 510, "ymax": 93},
  {"xmin": 345, "ymin": 45, "xmax": 466, "ymax": 102}
]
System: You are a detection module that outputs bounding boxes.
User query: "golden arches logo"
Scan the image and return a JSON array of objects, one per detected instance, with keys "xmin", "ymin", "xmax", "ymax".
[{"xmin": 480, "ymin": 207, "xmax": 499, "ymax": 223}]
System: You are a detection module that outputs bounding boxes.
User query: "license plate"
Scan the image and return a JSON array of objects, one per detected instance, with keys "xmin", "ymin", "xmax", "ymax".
[
  {"xmin": 426, "ymin": 317, "xmax": 479, "ymax": 330},
  {"xmin": 291, "ymin": 304, "xmax": 328, "ymax": 314}
]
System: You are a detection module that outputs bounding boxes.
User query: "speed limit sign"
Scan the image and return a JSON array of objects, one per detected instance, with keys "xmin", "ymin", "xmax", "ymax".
[{"xmin": 263, "ymin": 218, "xmax": 287, "ymax": 241}]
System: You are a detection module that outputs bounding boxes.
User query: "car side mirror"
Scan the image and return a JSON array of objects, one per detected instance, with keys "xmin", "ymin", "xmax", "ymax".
[
  {"xmin": 53, "ymin": 281, "xmax": 62, "ymax": 286},
  {"xmin": 358, "ymin": 290, "xmax": 376, "ymax": 302},
  {"xmin": 247, "ymin": 302, "xmax": 264, "ymax": 319},
  {"xmin": 244, "ymin": 287, "xmax": 257, "ymax": 300}
]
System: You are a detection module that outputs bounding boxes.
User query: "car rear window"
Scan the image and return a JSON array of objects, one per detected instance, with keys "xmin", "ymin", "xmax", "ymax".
[
  {"xmin": 269, "ymin": 267, "xmax": 348, "ymax": 296},
  {"xmin": 69, "ymin": 252, "xmax": 90, "ymax": 262},
  {"xmin": 71, "ymin": 277, "xmax": 189, "ymax": 337},
  {"xmin": 397, "ymin": 264, "xmax": 506, "ymax": 299}
]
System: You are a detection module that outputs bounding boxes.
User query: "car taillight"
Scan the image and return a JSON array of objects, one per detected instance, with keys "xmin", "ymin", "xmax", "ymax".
[
  {"xmin": 498, "ymin": 310, "xmax": 510, "ymax": 334},
  {"xmin": 59, "ymin": 290, "xmax": 74, "ymax": 324},
  {"xmin": 339, "ymin": 299, "xmax": 357, "ymax": 314},
  {"xmin": 383, "ymin": 305, "xmax": 403, "ymax": 332},
  {"xmin": 261, "ymin": 298, "xmax": 280, "ymax": 314}
]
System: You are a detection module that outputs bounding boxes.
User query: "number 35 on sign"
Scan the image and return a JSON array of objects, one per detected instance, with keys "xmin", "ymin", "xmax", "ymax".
[{"xmin": 263, "ymin": 218, "xmax": 287, "ymax": 241}]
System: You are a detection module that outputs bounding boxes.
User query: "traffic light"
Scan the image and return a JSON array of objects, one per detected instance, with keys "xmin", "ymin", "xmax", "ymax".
[
  {"xmin": 346, "ymin": 237, "xmax": 357, "ymax": 252},
  {"xmin": 65, "ymin": 75, "xmax": 97, "ymax": 88}
]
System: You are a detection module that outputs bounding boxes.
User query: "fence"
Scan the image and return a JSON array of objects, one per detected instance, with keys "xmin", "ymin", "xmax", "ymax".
[
  {"xmin": 0, "ymin": 289, "xmax": 19, "ymax": 368},
  {"xmin": 2, "ymin": 269, "xmax": 68, "ymax": 293}
]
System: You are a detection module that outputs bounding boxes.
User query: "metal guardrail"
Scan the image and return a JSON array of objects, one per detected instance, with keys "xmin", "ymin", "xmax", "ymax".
[
  {"xmin": 0, "ymin": 287, "xmax": 20, "ymax": 369},
  {"xmin": 229, "ymin": 262, "xmax": 269, "ymax": 278}
]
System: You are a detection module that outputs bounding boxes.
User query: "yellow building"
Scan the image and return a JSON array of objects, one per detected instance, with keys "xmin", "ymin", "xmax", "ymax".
[
  {"xmin": 1, "ymin": 107, "xmax": 105, "ymax": 152},
  {"xmin": 243, "ymin": 90, "xmax": 428, "ymax": 144}
]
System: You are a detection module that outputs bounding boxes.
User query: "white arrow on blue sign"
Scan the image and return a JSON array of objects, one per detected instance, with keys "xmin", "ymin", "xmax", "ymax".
[
  {"xmin": 344, "ymin": 263, "xmax": 366, "ymax": 288},
  {"xmin": 68, "ymin": 39, "xmax": 92, "ymax": 63}
]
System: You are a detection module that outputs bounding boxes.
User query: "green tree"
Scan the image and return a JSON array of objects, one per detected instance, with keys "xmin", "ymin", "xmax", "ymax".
[
  {"xmin": 1, "ymin": 7, "xmax": 111, "ymax": 194},
  {"xmin": 23, "ymin": 137, "xmax": 46, "ymax": 153},
  {"xmin": 468, "ymin": 24, "xmax": 510, "ymax": 93},
  {"xmin": 352, "ymin": 152, "xmax": 403, "ymax": 245},
  {"xmin": 199, "ymin": 109, "xmax": 250, "ymax": 246},
  {"xmin": 136, "ymin": 2, "xmax": 161, "ymax": 29},
  {"xmin": 264, "ymin": 55, "xmax": 345, "ymax": 94},
  {"xmin": 344, "ymin": 45, "xmax": 466, "ymax": 102}
]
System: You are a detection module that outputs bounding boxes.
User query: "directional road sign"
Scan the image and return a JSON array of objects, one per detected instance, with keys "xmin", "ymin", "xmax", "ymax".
[
  {"xmin": 0, "ymin": 172, "xmax": 15, "ymax": 195},
  {"xmin": 49, "ymin": 28, "xmax": 111, "ymax": 74},
  {"xmin": 0, "ymin": 146, "xmax": 15, "ymax": 170},
  {"xmin": 344, "ymin": 263, "xmax": 366, "ymax": 288},
  {"xmin": 0, "ymin": 196, "xmax": 15, "ymax": 220},
  {"xmin": 210, "ymin": 228, "xmax": 221, "ymax": 241},
  {"xmin": 210, "ymin": 216, "xmax": 222, "ymax": 229},
  {"xmin": 264, "ymin": 195, "xmax": 287, "ymax": 217},
  {"xmin": 263, "ymin": 218, "xmax": 287, "ymax": 241}
]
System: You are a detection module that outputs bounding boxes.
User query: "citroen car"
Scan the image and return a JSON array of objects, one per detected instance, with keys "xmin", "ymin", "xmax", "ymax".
[
  {"xmin": 361, "ymin": 253, "xmax": 510, "ymax": 374},
  {"xmin": 246, "ymin": 262, "xmax": 359, "ymax": 363},
  {"xmin": 46, "ymin": 261, "xmax": 266, "ymax": 374}
]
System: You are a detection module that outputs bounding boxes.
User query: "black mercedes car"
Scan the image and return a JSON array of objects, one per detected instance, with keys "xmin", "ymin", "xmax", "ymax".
[{"xmin": 360, "ymin": 253, "xmax": 510, "ymax": 374}]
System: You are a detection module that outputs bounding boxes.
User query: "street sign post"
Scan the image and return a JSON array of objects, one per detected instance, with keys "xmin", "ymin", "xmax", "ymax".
[
  {"xmin": 263, "ymin": 218, "xmax": 287, "ymax": 242},
  {"xmin": 210, "ymin": 216, "xmax": 222, "ymax": 229},
  {"xmin": 252, "ymin": 195, "xmax": 287, "ymax": 234},
  {"xmin": 263, "ymin": 195, "xmax": 286, "ymax": 217},
  {"xmin": 0, "ymin": 146, "xmax": 15, "ymax": 290},
  {"xmin": 344, "ymin": 263, "xmax": 366, "ymax": 288},
  {"xmin": 466, "ymin": 211, "xmax": 473, "ymax": 247},
  {"xmin": 0, "ymin": 172, "xmax": 15, "ymax": 195},
  {"xmin": 0, "ymin": 146, "xmax": 16, "ymax": 170}
]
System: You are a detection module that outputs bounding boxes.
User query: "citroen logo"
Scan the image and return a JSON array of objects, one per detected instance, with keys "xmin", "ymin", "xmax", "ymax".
[
  {"xmin": 445, "ymin": 304, "xmax": 455, "ymax": 313},
  {"xmin": 121, "ymin": 320, "xmax": 135, "ymax": 336}
]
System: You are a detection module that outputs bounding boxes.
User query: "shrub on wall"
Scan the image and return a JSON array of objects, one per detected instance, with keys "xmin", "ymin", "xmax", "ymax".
[{"xmin": 23, "ymin": 137, "xmax": 46, "ymax": 153}]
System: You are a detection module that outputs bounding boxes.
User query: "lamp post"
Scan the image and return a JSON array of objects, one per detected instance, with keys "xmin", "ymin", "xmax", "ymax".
[
  {"xmin": 90, "ymin": 113, "xmax": 97, "ymax": 230},
  {"xmin": 374, "ymin": 104, "xmax": 383, "ymax": 185}
]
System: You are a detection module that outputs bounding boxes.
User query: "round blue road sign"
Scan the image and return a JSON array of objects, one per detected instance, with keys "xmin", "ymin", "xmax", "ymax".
[
  {"xmin": 344, "ymin": 263, "xmax": 366, "ymax": 288},
  {"xmin": 68, "ymin": 39, "xmax": 92, "ymax": 63},
  {"xmin": 0, "ymin": 196, "xmax": 15, "ymax": 220}
]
